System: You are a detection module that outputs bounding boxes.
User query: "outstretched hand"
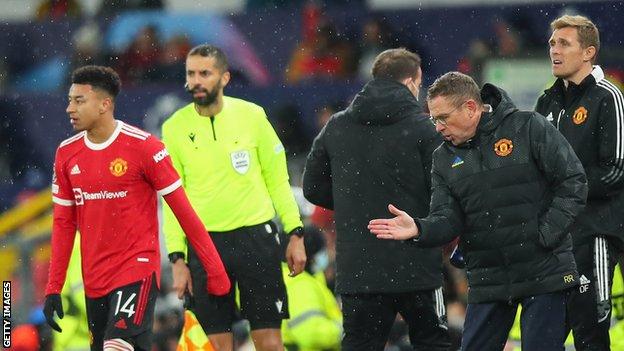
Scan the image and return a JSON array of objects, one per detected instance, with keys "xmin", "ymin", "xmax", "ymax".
[{"xmin": 368, "ymin": 204, "xmax": 419, "ymax": 240}]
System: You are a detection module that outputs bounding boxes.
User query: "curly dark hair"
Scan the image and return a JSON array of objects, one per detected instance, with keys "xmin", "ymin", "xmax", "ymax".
[{"xmin": 71, "ymin": 65, "xmax": 121, "ymax": 98}]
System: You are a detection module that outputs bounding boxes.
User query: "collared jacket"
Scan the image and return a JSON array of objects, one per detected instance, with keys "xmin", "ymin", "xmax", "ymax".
[
  {"xmin": 161, "ymin": 96, "xmax": 303, "ymax": 257},
  {"xmin": 535, "ymin": 66, "xmax": 624, "ymax": 249},
  {"xmin": 416, "ymin": 84, "xmax": 587, "ymax": 303},
  {"xmin": 303, "ymin": 79, "xmax": 443, "ymax": 294}
]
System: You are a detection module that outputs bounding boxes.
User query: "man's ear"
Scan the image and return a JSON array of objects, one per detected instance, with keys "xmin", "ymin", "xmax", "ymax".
[
  {"xmin": 583, "ymin": 45, "xmax": 596, "ymax": 63},
  {"xmin": 415, "ymin": 67, "xmax": 423, "ymax": 87},
  {"xmin": 221, "ymin": 71, "xmax": 231, "ymax": 88},
  {"xmin": 100, "ymin": 97, "xmax": 113, "ymax": 114},
  {"xmin": 465, "ymin": 99, "xmax": 478, "ymax": 115}
]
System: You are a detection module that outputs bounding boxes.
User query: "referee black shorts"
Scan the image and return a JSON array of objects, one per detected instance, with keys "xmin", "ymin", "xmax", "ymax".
[{"xmin": 187, "ymin": 220, "xmax": 289, "ymax": 334}]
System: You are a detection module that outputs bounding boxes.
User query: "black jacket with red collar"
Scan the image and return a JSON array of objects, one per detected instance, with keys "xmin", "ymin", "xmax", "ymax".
[{"xmin": 535, "ymin": 66, "xmax": 624, "ymax": 248}]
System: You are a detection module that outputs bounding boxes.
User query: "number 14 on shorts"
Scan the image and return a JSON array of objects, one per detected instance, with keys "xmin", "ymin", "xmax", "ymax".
[{"xmin": 115, "ymin": 291, "xmax": 137, "ymax": 318}]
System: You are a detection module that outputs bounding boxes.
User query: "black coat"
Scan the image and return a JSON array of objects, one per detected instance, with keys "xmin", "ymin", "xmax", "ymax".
[
  {"xmin": 535, "ymin": 66, "xmax": 624, "ymax": 250},
  {"xmin": 303, "ymin": 79, "xmax": 443, "ymax": 294},
  {"xmin": 416, "ymin": 84, "xmax": 587, "ymax": 303}
]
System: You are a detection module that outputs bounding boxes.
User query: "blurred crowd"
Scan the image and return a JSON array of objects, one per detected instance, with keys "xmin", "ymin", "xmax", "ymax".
[
  {"xmin": 28, "ymin": 0, "xmax": 572, "ymax": 88},
  {"xmin": 3, "ymin": 1, "xmax": 624, "ymax": 351}
]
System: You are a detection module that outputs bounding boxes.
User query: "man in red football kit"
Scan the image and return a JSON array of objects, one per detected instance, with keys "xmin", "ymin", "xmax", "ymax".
[{"xmin": 43, "ymin": 65, "xmax": 231, "ymax": 351}]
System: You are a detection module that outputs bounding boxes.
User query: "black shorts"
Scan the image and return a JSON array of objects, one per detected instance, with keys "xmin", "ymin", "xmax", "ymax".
[
  {"xmin": 187, "ymin": 220, "xmax": 288, "ymax": 334},
  {"xmin": 85, "ymin": 273, "xmax": 158, "ymax": 351}
]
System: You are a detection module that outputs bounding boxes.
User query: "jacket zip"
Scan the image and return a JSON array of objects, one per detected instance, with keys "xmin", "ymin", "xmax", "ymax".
[
  {"xmin": 210, "ymin": 116, "xmax": 217, "ymax": 140},
  {"xmin": 476, "ymin": 144, "xmax": 485, "ymax": 172}
]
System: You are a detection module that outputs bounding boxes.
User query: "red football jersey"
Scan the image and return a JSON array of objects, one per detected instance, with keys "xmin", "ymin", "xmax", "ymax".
[{"xmin": 49, "ymin": 121, "xmax": 181, "ymax": 298}]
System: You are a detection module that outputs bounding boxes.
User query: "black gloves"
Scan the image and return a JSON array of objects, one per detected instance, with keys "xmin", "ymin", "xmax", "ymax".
[{"xmin": 43, "ymin": 294, "xmax": 64, "ymax": 332}]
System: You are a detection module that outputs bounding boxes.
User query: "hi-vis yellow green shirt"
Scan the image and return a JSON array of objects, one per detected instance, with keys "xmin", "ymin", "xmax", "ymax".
[{"xmin": 162, "ymin": 96, "xmax": 303, "ymax": 255}]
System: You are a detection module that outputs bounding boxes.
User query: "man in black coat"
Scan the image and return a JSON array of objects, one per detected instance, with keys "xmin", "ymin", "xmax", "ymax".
[
  {"xmin": 369, "ymin": 72, "xmax": 587, "ymax": 351},
  {"xmin": 535, "ymin": 15, "xmax": 624, "ymax": 351},
  {"xmin": 303, "ymin": 48, "xmax": 449, "ymax": 351}
]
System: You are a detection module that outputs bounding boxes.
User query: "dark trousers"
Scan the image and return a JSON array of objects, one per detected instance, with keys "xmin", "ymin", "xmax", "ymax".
[
  {"xmin": 462, "ymin": 291, "xmax": 567, "ymax": 351},
  {"xmin": 341, "ymin": 288, "xmax": 450, "ymax": 351},
  {"xmin": 567, "ymin": 236, "xmax": 617, "ymax": 351}
]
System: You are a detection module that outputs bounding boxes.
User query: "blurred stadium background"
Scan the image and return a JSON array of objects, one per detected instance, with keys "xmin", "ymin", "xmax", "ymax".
[{"xmin": 1, "ymin": 0, "xmax": 623, "ymax": 350}]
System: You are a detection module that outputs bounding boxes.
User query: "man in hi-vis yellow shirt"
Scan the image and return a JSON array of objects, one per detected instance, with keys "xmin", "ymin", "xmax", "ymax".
[{"xmin": 162, "ymin": 44, "xmax": 306, "ymax": 351}]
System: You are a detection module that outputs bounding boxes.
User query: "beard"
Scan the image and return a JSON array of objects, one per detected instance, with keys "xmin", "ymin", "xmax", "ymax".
[{"xmin": 189, "ymin": 83, "xmax": 221, "ymax": 106}]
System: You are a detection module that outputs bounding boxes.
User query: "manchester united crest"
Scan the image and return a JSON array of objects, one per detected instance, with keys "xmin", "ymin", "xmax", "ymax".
[
  {"xmin": 573, "ymin": 106, "xmax": 588, "ymax": 125},
  {"xmin": 494, "ymin": 138, "xmax": 513, "ymax": 157},
  {"xmin": 109, "ymin": 158, "xmax": 128, "ymax": 177}
]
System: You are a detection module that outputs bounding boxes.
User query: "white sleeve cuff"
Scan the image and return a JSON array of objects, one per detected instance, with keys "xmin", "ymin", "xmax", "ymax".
[
  {"xmin": 52, "ymin": 196, "xmax": 75, "ymax": 206},
  {"xmin": 157, "ymin": 179, "xmax": 182, "ymax": 196}
]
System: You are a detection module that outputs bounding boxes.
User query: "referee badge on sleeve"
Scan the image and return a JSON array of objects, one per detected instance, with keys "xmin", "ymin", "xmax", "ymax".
[{"xmin": 231, "ymin": 150, "xmax": 250, "ymax": 174}]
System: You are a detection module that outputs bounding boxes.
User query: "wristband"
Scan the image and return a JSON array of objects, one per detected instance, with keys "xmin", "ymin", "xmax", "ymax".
[
  {"xmin": 168, "ymin": 252, "xmax": 185, "ymax": 264},
  {"xmin": 289, "ymin": 227, "xmax": 304, "ymax": 238}
]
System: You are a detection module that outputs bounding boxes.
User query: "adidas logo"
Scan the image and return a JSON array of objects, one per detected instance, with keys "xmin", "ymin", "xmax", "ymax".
[
  {"xmin": 70, "ymin": 164, "xmax": 81, "ymax": 175},
  {"xmin": 452, "ymin": 156, "xmax": 464, "ymax": 168},
  {"xmin": 114, "ymin": 319, "xmax": 127, "ymax": 330},
  {"xmin": 545, "ymin": 112, "xmax": 554, "ymax": 121},
  {"xmin": 580, "ymin": 275, "xmax": 591, "ymax": 285}
]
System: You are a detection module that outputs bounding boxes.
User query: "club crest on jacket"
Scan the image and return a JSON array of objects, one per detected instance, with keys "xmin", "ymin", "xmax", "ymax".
[
  {"xmin": 573, "ymin": 106, "xmax": 588, "ymax": 125},
  {"xmin": 494, "ymin": 138, "xmax": 513, "ymax": 157}
]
